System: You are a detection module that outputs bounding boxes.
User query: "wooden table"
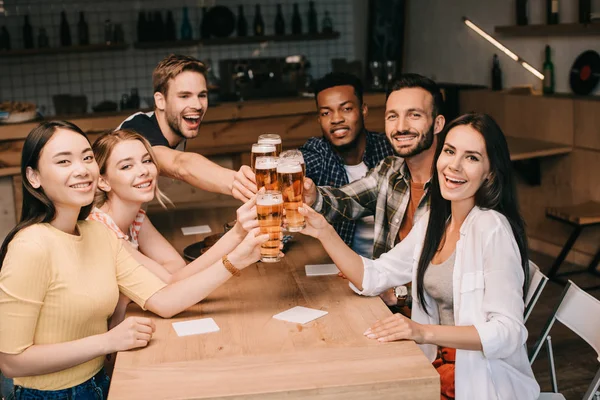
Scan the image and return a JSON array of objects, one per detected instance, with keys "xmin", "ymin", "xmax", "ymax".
[
  {"xmin": 506, "ymin": 136, "xmax": 572, "ymax": 185},
  {"xmin": 108, "ymin": 208, "xmax": 439, "ymax": 400}
]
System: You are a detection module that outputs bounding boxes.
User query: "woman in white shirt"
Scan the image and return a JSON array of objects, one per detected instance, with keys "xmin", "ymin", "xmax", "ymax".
[{"xmin": 298, "ymin": 113, "xmax": 540, "ymax": 399}]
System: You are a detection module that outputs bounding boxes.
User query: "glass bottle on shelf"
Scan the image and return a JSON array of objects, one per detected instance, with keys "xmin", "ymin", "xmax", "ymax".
[
  {"xmin": 0, "ymin": 26, "xmax": 10, "ymax": 50},
  {"xmin": 546, "ymin": 0, "xmax": 559, "ymax": 24},
  {"xmin": 77, "ymin": 11, "xmax": 89, "ymax": 45},
  {"xmin": 237, "ymin": 5, "xmax": 248, "ymax": 37},
  {"xmin": 322, "ymin": 10, "xmax": 333, "ymax": 34},
  {"xmin": 579, "ymin": 0, "xmax": 591, "ymax": 23},
  {"xmin": 200, "ymin": 7, "xmax": 211, "ymax": 39},
  {"xmin": 253, "ymin": 4, "xmax": 264, "ymax": 36},
  {"xmin": 60, "ymin": 11, "xmax": 72, "ymax": 46},
  {"xmin": 104, "ymin": 19, "xmax": 113, "ymax": 45},
  {"xmin": 516, "ymin": 0, "xmax": 528, "ymax": 26},
  {"xmin": 38, "ymin": 27, "xmax": 49, "ymax": 48},
  {"xmin": 154, "ymin": 11, "xmax": 165, "ymax": 41},
  {"xmin": 308, "ymin": 1, "xmax": 318, "ymax": 34},
  {"xmin": 137, "ymin": 11, "xmax": 147, "ymax": 43},
  {"xmin": 292, "ymin": 3, "xmax": 302, "ymax": 35},
  {"xmin": 130, "ymin": 88, "xmax": 140, "ymax": 109},
  {"xmin": 543, "ymin": 45, "xmax": 555, "ymax": 94},
  {"xmin": 491, "ymin": 54, "xmax": 503, "ymax": 91},
  {"xmin": 275, "ymin": 4, "xmax": 285, "ymax": 35},
  {"xmin": 23, "ymin": 15, "xmax": 34, "ymax": 49},
  {"xmin": 181, "ymin": 7, "xmax": 193, "ymax": 40},
  {"xmin": 165, "ymin": 11, "xmax": 176, "ymax": 41}
]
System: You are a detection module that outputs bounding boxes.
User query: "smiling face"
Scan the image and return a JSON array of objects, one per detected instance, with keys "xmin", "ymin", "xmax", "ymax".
[
  {"xmin": 26, "ymin": 128, "xmax": 99, "ymax": 211},
  {"xmin": 384, "ymin": 88, "xmax": 439, "ymax": 157},
  {"xmin": 317, "ymin": 85, "xmax": 367, "ymax": 149},
  {"xmin": 100, "ymin": 139, "xmax": 158, "ymax": 205},
  {"xmin": 155, "ymin": 70, "xmax": 208, "ymax": 140},
  {"xmin": 436, "ymin": 124, "xmax": 491, "ymax": 207}
]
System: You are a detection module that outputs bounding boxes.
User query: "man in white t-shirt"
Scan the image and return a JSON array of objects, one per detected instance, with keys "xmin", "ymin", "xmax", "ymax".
[{"xmin": 299, "ymin": 72, "xmax": 395, "ymax": 257}]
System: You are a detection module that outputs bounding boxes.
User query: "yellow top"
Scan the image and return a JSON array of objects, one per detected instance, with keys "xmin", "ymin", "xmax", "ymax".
[{"xmin": 0, "ymin": 220, "xmax": 167, "ymax": 390}]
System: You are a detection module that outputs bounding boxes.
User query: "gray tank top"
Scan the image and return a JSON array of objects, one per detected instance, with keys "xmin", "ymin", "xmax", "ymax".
[{"xmin": 423, "ymin": 251, "xmax": 456, "ymax": 326}]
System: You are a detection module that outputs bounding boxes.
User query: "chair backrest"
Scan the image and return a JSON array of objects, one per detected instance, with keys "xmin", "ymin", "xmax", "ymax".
[
  {"xmin": 524, "ymin": 261, "xmax": 549, "ymax": 322},
  {"xmin": 530, "ymin": 281, "xmax": 600, "ymax": 400}
]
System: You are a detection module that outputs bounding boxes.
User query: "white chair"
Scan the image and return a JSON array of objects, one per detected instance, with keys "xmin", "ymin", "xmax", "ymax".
[
  {"xmin": 525, "ymin": 261, "xmax": 549, "ymax": 322},
  {"xmin": 529, "ymin": 280, "xmax": 600, "ymax": 400}
]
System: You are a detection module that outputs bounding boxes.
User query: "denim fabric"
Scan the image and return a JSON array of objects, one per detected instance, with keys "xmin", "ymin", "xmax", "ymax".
[
  {"xmin": 12, "ymin": 369, "xmax": 109, "ymax": 400},
  {"xmin": 1, "ymin": 372, "xmax": 14, "ymax": 400}
]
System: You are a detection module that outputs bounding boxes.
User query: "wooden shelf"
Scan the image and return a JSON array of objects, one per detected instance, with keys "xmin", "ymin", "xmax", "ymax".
[
  {"xmin": 495, "ymin": 23, "xmax": 600, "ymax": 36},
  {"xmin": 0, "ymin": 43, "xmax": 128, "ymax": 57},
  {"xmin": 133, "ymin": 32, "xmax": 340, "ymax": 49}
]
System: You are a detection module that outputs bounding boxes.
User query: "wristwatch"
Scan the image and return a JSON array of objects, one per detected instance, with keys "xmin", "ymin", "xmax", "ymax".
[{"xmin": 394, "ymin": 285, "xmax": 411, "ymax": 307}]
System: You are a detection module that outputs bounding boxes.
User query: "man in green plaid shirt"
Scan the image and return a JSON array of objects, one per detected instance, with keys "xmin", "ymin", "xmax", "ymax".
[{"xmin": 304, "ymin": 74, "xmax": 446, "ymax": 308}]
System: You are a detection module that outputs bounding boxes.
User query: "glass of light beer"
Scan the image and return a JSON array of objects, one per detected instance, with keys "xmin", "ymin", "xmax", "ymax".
[
  {"xmin": 255, "ymin": 156, "xmax": 279, "ymax": 191},
  {"xmin": 258, "ymin": 133, "xmax": 282, "ymax": 156},
  {"xmin": 278, "ymin": 160, "xmax": 305, "ymax": 232},
  {"xmin": 257, "ymin": 191, "xmax": 284, "ymax": 263},
  {"xmin": 251, "ymin": 143, "xmax": 276, "ymax": 172},
  {"xmin": 280, "ymin": 149, "xmax": 305, "ymax": 175}
]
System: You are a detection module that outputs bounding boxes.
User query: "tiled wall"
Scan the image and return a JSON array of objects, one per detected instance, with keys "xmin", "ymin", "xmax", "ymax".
[{"xmin": 0, "ymin": 0, "xmax": 356, "ymax": 115}]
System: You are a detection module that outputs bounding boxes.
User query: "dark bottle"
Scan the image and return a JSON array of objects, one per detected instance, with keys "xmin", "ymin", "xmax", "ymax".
[
  {"xmin": 129, "ymin": 88, "xmax": 140, "ymax": 109},
  {"xmin": 137, "ymin": 11, "xmax": 147, "ymax": 42},
  {"xmin": 200, "ymin": 7, "xmax": 211, "ymax": 39},
  {"xmin": 146, "ymin": 11, "xmax": 154, "ymax": 41},
  {"xmin": 165, "ymin": 11, "xmax": 176, "ymax": 41},
  {"xmin": 579, "ymin": 0, "xmax": 591, "ymax": 23},
  {"xmin": 491, "ymin": 54, "xmax": 503, "ymax": 91},
  {"xmin": 274, "ymin": 4, "xmax": 285, "ymax": 35},
  {"xmin": 181, "ymin": 7, "xmax": 192, "ymax": 40},
  {"xmin": 77, "ymin": 12, "xmax": 89, "ymax": 45},
  {"xmin": 60, "ymin": 11, "xmax": 72, "ymax": 46},
  {"xmin": 322, "ymin": 10, "xmax": 333, "ymax": 34},
  {"xmin": 292, "ymin": 3, "xmax": 302, "ymax": 35},
  {"xmin": 543, "ymin": 45, "xmax": 555, "ymax": 95},
  {"xmin": 104, "ymin": 19, "xmax": 113, "ymax": 45},
  {"xmin": 23, "ymin": 15, "xmax": 34, "ymax": 49},
  {"xmin": 154, "ymin": 11, "xmax": 165, "ymax": 41},
  {"xmin": 516, "ymin": 0, "xmax": 528, "ymax": 26},
  {"xmin": 38, "ymin": 27, "xmax": 49, "ymax": 48},
  {"xmin": 253, "ymin": 4, "xmax": 264, "ymax": 36},
  {"xmin": 237, "ymin": 5, "xmax": 248, "ymax": 37},
  {"xmin": 0, "ymin": 26, "xmax": 10, "ymax": 50},
  {"xmin": 547, "ymin": 0, "xmax": 559, "ymax": 25},
  {"xmin": 308, "ymin": 1, "xmax": 318, "ymax": 34}
]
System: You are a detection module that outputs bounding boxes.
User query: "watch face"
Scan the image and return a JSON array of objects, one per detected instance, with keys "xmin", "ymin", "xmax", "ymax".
[{"xmin": 394, "ymin": 285, "xmax": 408, "ymax": 298}]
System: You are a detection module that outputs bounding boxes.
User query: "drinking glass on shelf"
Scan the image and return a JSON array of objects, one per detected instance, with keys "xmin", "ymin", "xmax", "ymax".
[
  {"xmin": 251, "ymin": 143, "xmax": 276, "ymax": 172},
  {"xmin": 277, "ymin": 160, "xmax": 305, "ymax": 232},
  {"xmin": 255, "ymin": 156, "xmax": 279, "ymax": 191},
  {"xmin": 256, "ymin": 191, "xmax": 284, "ymax": 263},
  {"xmin": 258, "ymin": 133, "xmax": 282, "ymax": 156},
  {"xmin": 369, "ymin": 61, "xmax": 383, "ymax": 90},
  {"xmin": 384, "ymin": 60, "xmax": 397, "ymax": 89}
]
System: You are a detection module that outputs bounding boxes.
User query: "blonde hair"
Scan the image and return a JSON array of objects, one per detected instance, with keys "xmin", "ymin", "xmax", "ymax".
[
  {"xmin": 153, "ymin": 54, "xmax": 207, "ymax": 96},
  {"xmin": 92, "ymin": 129, "xmax": 173, "ymax": 209}
]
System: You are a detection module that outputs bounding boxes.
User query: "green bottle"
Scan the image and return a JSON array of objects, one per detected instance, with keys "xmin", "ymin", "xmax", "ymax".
[{"xmin": 543, "ymin": 45, "xmax": 555, "ymax": 95}]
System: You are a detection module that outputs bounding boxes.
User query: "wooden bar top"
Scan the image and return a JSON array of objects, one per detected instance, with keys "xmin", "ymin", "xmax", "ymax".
[{"xmin": 108, "ymin": 207, "xmax": 439, "ymax": 400}]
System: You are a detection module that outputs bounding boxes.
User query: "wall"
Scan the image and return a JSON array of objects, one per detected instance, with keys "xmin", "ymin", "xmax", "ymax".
[
  {"xmin": 404, "ymin": 0, "xmax": 600, "ymax": 95},
  {"xmin": 0, "ymin": 0, "xmax": 357, "ymax": 115}
]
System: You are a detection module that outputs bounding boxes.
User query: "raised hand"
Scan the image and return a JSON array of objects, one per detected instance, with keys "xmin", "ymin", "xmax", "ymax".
[
  {"xmin": 234, "ymin": 192, "xmax": 260, "ymax": 233},
  {"xmin": 297, "ymin": 203, "xmax": 331, "ymax": 239},
  {"xmin": 232, "ymin": 165, "xmax": 257, "ymax": 202},
  {"xmin": 227, "ymin": 227, "xmax": 274, "ymax": 268},
  {"xmin": 303, "ymin": 177, "xmax": 317, "ymax": 206},
  {"xmin": 106, "ymin": 316, "xmax": 156, "ymax": 352}
]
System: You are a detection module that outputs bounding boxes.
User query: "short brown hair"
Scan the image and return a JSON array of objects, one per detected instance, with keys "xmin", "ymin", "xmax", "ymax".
[{"xmin": 152, "ymin": 54, "xmax": 207, "ymax": 96}]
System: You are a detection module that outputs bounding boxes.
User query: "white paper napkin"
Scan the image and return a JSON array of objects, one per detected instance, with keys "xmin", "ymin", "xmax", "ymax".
[
  {"xmin": 172, "ymin": 318, "xmax": 220, "ymax": 337},
  {"xmin": 273, "ymin": 306, "xmax": 328, "ymax": 324},
  {"xmin": 181, "ymin": 225, "xmax": 212, "ymax": 236},
  {"xmin": 305, "ymin": 263, "xmax": 340, "ymax": 276}
]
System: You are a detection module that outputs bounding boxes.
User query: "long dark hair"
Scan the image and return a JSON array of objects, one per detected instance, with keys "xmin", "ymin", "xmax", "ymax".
[
  {"xmin": 415, "ymin": 113, "xmax": 529, "ymax": 313},
  {"xmin": 0, "ymin": 121, "xmax": 94, "ymax": 268}
]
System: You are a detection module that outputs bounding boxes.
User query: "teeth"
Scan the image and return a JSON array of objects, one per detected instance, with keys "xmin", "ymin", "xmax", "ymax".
[
  {"xmin": 135, "ymin": 182, "xmax": 151, "ymax": 188},
  {"xmin": 184, "ymin": 116, "xmax": 200, "ymax": 120},
  {"xmin": 71, "ymin": 183, "xmax": 90, "ymax": 189},
  {"xmin": 393, "ymin": 136, "xmax": 416, "ymax": 141},
  {"xmin": 446, "ymin": 176, "xmax": 466, "ymax": 184}
]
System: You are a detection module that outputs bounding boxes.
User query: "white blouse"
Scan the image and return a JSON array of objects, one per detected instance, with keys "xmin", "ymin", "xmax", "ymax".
[{"xmin": 351, "ymin": 206, "xmax": 540, "ymax": 400}]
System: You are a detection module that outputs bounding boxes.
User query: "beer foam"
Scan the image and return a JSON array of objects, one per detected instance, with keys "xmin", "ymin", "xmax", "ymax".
[
  {"xmin": 255, "ymin": 157, "xmax": 278, "ymax": 169},
  {"xmin": 258, "ymin": 137, "xmax": 281, "ymax": 145},
  {"xmin": 252, "ymin": 144, "xmax": 276, "ymax": 153},
  {"xmin": 257, "ymin": 193, "xmax": 283, "ymax": 205},
  {"xmin": 277, "ymin": 163, "xmax": 303, "ymax": 173}
]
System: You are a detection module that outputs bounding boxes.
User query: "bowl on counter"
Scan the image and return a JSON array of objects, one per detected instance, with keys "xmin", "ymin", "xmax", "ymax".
[{"xmin": 0, "ymin": 101, "xmax": 39, "ymax": 124}]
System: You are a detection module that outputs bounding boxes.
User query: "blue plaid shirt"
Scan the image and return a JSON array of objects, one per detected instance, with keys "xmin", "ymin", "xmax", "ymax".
[{"xmin": 300, "ymin": 130, "xmax": 395, "ymax": 247}]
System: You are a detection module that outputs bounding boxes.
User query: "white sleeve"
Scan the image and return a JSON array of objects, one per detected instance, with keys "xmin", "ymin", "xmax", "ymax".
[{"xmin": 474, "ymin": 224, "xmax": 528, "ymax": 359}]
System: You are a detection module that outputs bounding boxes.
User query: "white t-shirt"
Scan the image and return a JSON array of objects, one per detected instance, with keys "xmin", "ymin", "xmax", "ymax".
[{"xmin": 344, "ymin": 162, "xmax": 375, "ymax": 258}]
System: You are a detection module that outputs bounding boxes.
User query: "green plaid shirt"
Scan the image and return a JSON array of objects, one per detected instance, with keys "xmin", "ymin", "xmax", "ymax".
[{"xmin": 313, "ymin": 156, "xmax": 431, "ymax": 259}]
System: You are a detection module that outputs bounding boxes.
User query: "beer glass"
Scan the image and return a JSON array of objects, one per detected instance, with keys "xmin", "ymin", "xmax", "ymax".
[
  {"xmin": 255, "ymin": 156, "xmax": 279, "ymax": 191},
  {"xmin": 258, "ymin": 133, "xmax": 282, "ymax": 156},
  {"xmin": 278, "ymin": 161, "xmax": 305, "ymax": 232},
  {"xmin": 251, "ymin": 143, "xmax": 276, "ymax": 172},
  {"xmin": 279, "ymin": 149, "xmax": 305, "ymax": 175},
  {"xmin": 257, "ymin": 191, "xmax": 284, "ymax": 263}
]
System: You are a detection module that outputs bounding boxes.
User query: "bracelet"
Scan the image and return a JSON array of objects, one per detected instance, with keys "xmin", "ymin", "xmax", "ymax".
[{"xmin": 222, "ymin": 255, "xmax": 241, "ymax": 277}]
